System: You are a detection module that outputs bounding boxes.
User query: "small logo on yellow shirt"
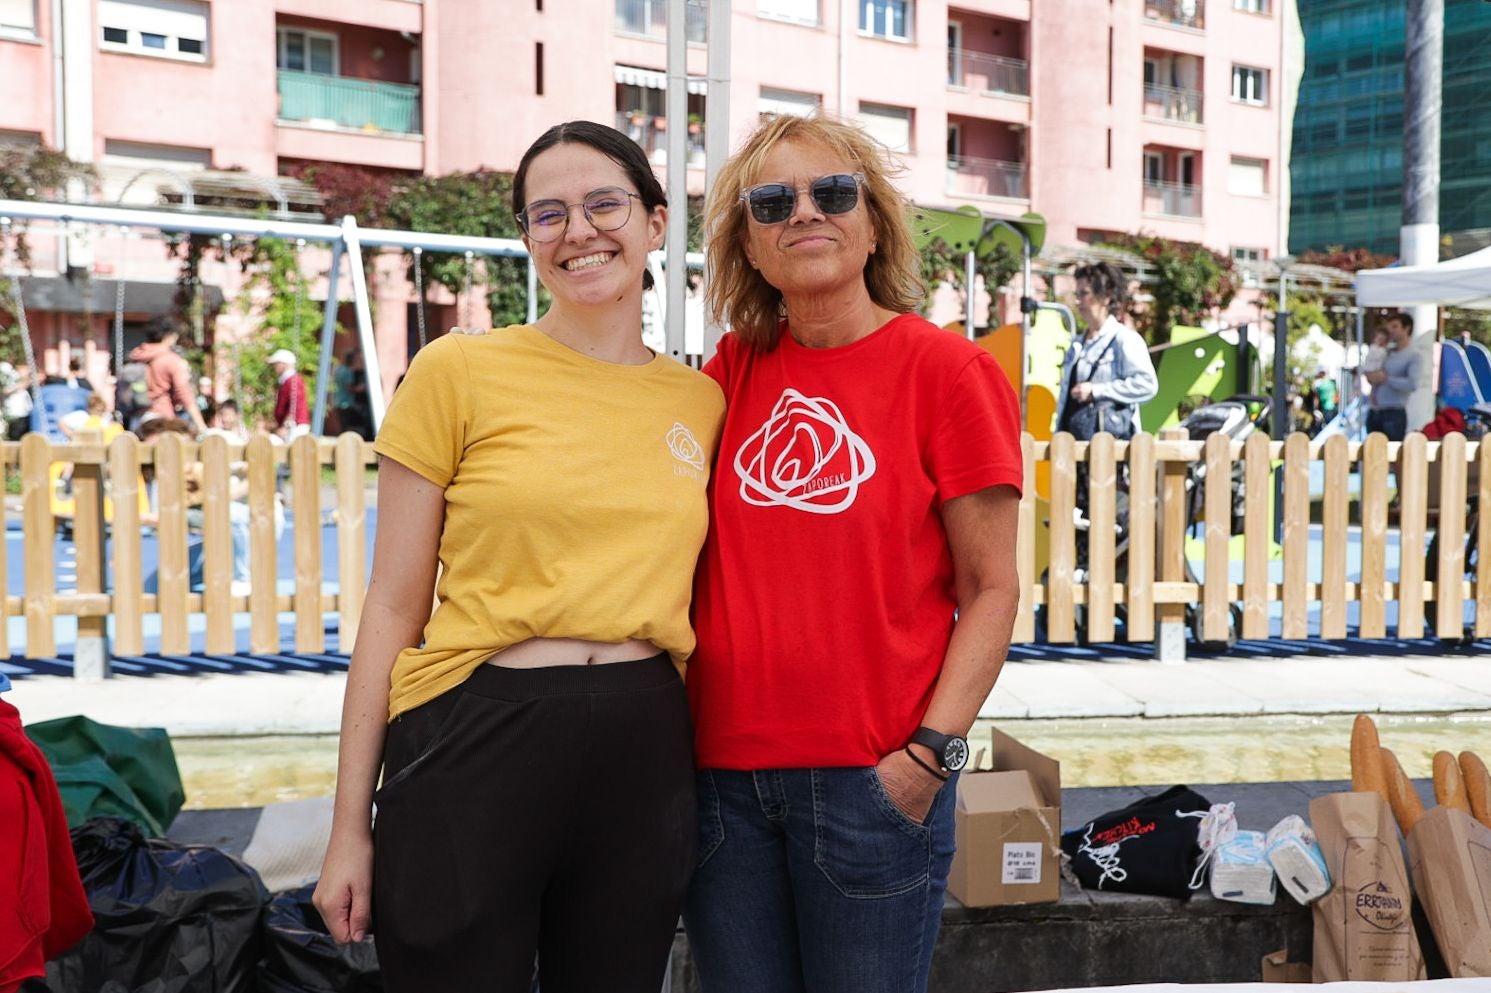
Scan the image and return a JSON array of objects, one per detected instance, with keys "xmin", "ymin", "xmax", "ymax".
[{"xmin": 667, "ymin": 422, "xmax": 707, "ymax": 473}]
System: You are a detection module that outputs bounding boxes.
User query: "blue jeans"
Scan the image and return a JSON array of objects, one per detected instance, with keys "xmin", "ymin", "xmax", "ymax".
[
  {"xmin": 1367, "ymin": 407, "xmax": 1407, "ymax": 441},
  {"xmin": 684, "ymin": 767, "xmax": 957, "ymax": 993}
]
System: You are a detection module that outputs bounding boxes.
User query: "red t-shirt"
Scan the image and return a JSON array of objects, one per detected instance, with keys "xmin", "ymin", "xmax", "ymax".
[{"xmin": 690, "ymin": 315, "xmax": 1024, "ymax": 770}]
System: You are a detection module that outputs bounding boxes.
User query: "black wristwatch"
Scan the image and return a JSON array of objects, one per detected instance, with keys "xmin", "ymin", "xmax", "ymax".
[{"xmin": 910, "ymin": 726, "xmax": 969, "ymax": 774}]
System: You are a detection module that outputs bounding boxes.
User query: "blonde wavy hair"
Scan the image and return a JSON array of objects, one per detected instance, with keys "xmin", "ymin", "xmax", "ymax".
[{"xmin": 704, "ymin": 113, "xmax": 924, "ymax": 350}]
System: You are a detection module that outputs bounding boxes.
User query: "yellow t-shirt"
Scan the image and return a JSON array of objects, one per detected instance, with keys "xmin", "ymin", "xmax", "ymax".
[{"xmin": 373, "ymin": 325, "xmax": 725, "ymax": 720}]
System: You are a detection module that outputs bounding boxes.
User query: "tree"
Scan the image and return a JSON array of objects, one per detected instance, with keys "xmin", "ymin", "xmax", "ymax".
[
  {"xmin": 1099, "ymin": 234, "xmax": 1238, "ymax": 342},
  {"xmin": 226, "ymin": 237, "xmax": 328, "ymax": 428},
  {"xmin": 916, "ymin": 237, "xmax": 1019, "ymax": 326}
]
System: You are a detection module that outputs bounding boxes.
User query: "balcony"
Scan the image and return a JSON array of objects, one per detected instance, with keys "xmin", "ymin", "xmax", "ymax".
[
  {"xmin": 615, "ymin": 0, "xmax": 707, "ymax": 42},
  {"xmin": 1144, "ymin": 0, "xmax": 1204, "ymax": 29},
  {"xmin": 947, "ymin": 50, "xmax": 1029, "ymax": 97},
  {"xmin": 947, "ymin": 156, "xmax": 1027, "ymax": 199},
  {"xmin": 1143, "ymin": 179, "xmax": 1201, "ymax": 217},
  {"xmin": 1144, "ymin": 84, "xmax": 1203, "ymax": 124},
  {"xmin": 615, "ymin": 112, "xmax": 705, "ymax": 167},
  {"xmin": 277, "ymin": 70, "xmax": 421, "ymax": 134}
]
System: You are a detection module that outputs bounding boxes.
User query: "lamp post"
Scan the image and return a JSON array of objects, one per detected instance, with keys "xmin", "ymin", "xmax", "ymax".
[{"xmin": 1273, "ymin": 256, "xmax": 1295, "ymax": 441}]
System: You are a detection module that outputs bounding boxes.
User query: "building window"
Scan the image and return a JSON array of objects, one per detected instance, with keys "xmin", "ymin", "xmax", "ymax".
[
  {"xmin": 1228, "ymin": 156, "xmax": 1267, "ymax": 196},
  {"xmin": 759, "ymin": 87, "xmax": 820, "ymax": 119},
  {"xmin": 0, "ymin": 0, "xmax": 37, "ymax": 38},
  {"xmin": 277, "ymin": 27, "xmax": 339, "ymax": 75},
  {"xmin": 857, "ymin": 102, "xmax": 912, "ymax": 152},
  {"xmin": 1231, "ymin": 64, "xmax": 1268, "ymax": 105},
  {"xmin": 859, "ymin": 0, "xmax": 911, "ymax": 41},
  {"xmin": 1231, "ymin": 246, "xmax": 1266, "ymax": 264},
  {"xmin": 1233, "ymin": 0, "xmax": 1268, "ymax": 12},
  {"xmin": 99, "ymin": 0, "xmax": 208, "ymax": 61},
  {"xmin": 758, "ymin": 0, "xmax": 817, "ymax": 25}
]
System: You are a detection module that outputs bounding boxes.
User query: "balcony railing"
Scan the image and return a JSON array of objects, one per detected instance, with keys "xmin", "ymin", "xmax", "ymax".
[
  {"xmin": 615, "ymin": 112, "xmax": 706, "ymax": 166},
  {"xmin": 1145, "ymin": 0, "xmax": 1204, "ymax": 28},
  {"xmin": 277, "ymin": 70, "xmax": 421, "ymax": 135},
  {"xmin": 1144, "ymin": 83, "xmax": 1203, "ymax": 124},
  {"xmin": 946, "ymin": 156, "xmax": 1028, "ymax": 199},
  {"xmin": 947, "ymin": 50, "xmax": 1030, "ymax": 97},
  {"xmin": 1143, "ymin": 179, "xmax": 1202, "ymax": 217},
  {"xmin": 615, "ymin": 0, "xmax": 707, "ymax": 42}
]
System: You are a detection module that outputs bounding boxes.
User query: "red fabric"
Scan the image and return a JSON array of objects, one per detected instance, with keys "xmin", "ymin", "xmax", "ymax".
[
  {"xmin": 690, "ymin": 315, "xmax": 1024, "ymax": 769},
  {"xmin": 274, "ymin": 374, "xmax": 310, "ymax": 428},
  {"xmin": 1420, "ymin": 406, "xmax": 1465, "ymax": 440},
  {"xmin": 126, "ymin": 341, "xmax": 195, "ymax": 420},
  {"xmin": 0, "ymin": 698, "xmax": 94, "ymax": 990}
]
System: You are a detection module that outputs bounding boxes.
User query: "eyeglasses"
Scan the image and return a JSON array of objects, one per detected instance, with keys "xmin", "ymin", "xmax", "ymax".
[
  {"xmin": 516, "ymin": 188, "xmax": 642, "ymax": 242},
  {"xmin": 739, "ymin": 173, "xmax": 865, "ymax": 225}
]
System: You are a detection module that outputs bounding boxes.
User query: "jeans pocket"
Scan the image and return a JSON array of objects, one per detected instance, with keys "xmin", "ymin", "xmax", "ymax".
[
  {"xmin": 812, "ymin": 768, "xmax": 930, "ymax": 899},
  {"xmin": 694, "ymin": 769, "xmax": 725, "ymax": 869}
]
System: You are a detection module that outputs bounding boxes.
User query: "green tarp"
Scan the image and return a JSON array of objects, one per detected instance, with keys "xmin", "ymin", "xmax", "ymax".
[{"xmin": 25, "ymin": 715, "xmax": 184, "ymax": 836}]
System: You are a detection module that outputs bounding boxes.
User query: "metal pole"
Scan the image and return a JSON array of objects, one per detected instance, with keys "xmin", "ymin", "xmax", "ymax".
[
  {"xmin": 1401, "ymin": 0, "xmax": 1443, "ymax": 430},
  {"xmin": 1273, "ymin": 270, "xmax": 1289, "ymax": 441},
  {"xmin": 341, "ymin": 217, "xmax": 386, "ymax": 431},
  {"xmin": 1020, "ymin": 240, "xmax": 1034, "ymax": 417},
  {"xmin": 526, "ymin": 255, "xmax": 539, "ymax": 324},
  {"xmin": 663, "ymin": 0, "xmax": 688, "ymax": 362},
  {"xmin": 963, "ymin": 249, "xmax": 977, "ymax": 341},
  {"xmin": 311, "ymin": 237, "xmax": 344, "ymax": 435},
  {"xmin": 702, "ymin": 0, "xmax": 731, "ymax": 363}
]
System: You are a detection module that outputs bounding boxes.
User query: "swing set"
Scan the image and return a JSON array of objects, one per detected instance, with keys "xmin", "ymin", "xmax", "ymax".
[{"xmin": 0, "ymin": 198, "xmax": 540, "ymax": 436}]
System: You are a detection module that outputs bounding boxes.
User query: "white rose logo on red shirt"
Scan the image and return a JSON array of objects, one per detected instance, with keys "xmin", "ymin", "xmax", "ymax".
[
  {"xmin": 734, "ymin": 388, "xmax": 876, "ymax": 515},
  {"xmin": 667, "ymin": 422, "xmax": 707, "ymax": 471}
]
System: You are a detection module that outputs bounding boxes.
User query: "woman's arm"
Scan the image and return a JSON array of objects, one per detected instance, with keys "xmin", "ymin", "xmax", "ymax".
[
  {"xmin": 313, "ymin": 458, "xmax": 445, "ymax": 943},
  {"xmin": 876, "ymin": 485, "xmax": 1022, "ymax": 821}
]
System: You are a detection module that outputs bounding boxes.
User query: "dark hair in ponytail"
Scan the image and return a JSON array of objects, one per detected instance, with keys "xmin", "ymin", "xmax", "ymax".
[{"xmin": 1072, "ymin": 261, "xmax": 1129, "ymax": 317}]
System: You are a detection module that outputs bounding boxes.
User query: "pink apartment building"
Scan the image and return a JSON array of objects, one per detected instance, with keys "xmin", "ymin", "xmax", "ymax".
[{"xmin": 0, "ymin": 0, "xmax": 1286, "ymax": 394}]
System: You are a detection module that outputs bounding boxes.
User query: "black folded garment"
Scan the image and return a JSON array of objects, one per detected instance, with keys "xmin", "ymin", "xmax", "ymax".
[{"xmin": 1061, "ymin": 785, "xmax": 1212, "ymax": 899}]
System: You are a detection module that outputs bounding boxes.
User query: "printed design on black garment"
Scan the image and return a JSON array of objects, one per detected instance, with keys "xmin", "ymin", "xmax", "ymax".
[
  {"xmin": 1075, "ymin": 814, "xmax": 1158, "ymax": 888},
  {"xmin": 733, "ymin": 388, "xmax": 876, "ymax": 515}
]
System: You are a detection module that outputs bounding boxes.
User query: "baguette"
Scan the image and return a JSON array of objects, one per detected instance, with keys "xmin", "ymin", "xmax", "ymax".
[
  {"xmin": 1381, "ymin": 747, "xmax": 1427, "ymax": 835},
  {"xmin": 1460, "ymin": 750, "xmax": 1491, "ymax": 829},
  {"xmin": 1433, "ymin": 750, "xmax": 1472, "ymax": 813},
  {"xmin": 1350, "ymin": 714, "xmax": 1387, "ymax": 796}
]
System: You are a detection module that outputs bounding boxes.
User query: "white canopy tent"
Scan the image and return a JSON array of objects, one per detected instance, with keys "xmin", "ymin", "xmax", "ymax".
[{"xmin": 1355, "ymin": 244, "xmax": 1491, "ymax": 310}]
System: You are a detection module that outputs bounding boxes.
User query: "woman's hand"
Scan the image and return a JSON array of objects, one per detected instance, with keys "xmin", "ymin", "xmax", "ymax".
[
  {"xmin": 1069, "ymin": 382, "xmax": 1094, "ymax": 403},
  {"xmin": 875, "ymin": 748, "xmax": 945, "ymax": 824},
  {"xmin": 313, "ymin": 827, "xmax": 375, "ymax": 943}
]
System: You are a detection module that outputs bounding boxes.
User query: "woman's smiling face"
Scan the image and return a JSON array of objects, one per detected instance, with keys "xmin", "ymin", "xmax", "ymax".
[
  {"xmin": 520, "ymin": 142, "xmax": 666, "ymax": 310},
  {"xmin": 741, "ymin": 139, "xmax": 877, "ymax": 304}
]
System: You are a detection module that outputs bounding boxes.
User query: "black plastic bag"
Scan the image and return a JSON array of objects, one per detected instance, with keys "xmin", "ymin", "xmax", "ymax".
[
  {"xmin": 1061, "ymin": 785, "xmax": 1212, "ymax": 898},
  {"xmin": 256, "ymin": 884, "xmax": 381, "ymax": 993},
  {"xmin": 45, "ymin": 817, "xmax": 268, "ymax": 993}
]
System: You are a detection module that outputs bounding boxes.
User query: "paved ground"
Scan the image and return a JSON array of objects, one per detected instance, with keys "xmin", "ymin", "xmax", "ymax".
[{"xmin": 5, "ymin": 638, "xmax": 1491, "ymax": 737}]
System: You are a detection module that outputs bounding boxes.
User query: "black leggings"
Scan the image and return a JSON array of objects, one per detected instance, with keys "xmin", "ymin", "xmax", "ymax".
[{"xmin": 372, "ymin": 654, "xmax": 695, "ymax": 993}]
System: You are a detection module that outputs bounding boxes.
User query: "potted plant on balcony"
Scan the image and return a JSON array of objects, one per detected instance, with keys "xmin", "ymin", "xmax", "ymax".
[
  {"xmin": 687, "ymin": 113, "xmax": 702, "ymax": 136},
  {"xmin": 628, "ymin": 109, "xmax": 647, "ymax": 129}
]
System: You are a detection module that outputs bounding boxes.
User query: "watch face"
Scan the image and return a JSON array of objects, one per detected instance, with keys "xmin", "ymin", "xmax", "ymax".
[{"xmin": 943, "ymin": 736, "xmax": 969, "ymax": 772}]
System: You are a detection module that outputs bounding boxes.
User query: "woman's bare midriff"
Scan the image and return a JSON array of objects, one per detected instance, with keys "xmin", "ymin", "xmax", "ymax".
[{"xmin": 483, "ymin": 637, "xmax": 662, "ymax": 669}]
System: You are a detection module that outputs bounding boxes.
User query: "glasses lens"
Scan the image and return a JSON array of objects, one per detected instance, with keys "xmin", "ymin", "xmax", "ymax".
[
  {"xmin": 811, "ymin": 174, "xmax": 860, "ymax": 215},
  {"xmin": 521, "ymin": 201, "xmax": 568, "ymax": 241},
  {"xmin": 747, "ymin": 185, "xmax": 795, "ymax": 224},
  {"xmin": 584, "ymin": 190, "xmax": 634, "ymax": 231}
]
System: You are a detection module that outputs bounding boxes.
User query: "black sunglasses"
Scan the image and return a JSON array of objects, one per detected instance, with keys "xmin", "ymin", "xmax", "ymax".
[{"xmin": 739, "ymin": 173, "xmax": 865, "ymax": 225}]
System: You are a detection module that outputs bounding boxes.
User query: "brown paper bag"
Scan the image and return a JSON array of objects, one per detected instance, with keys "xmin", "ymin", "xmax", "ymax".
[
  {"xmin": 1406, "ymin": 805, "xmax": 1491, "ymax": 977},
  {"xmin": 1260, "ymin": 948, "xmax": 1311, "ymax": 983},
  {"xmin": 1309, "ymin": 791, "xmax": 1427, "ymax": 982}
]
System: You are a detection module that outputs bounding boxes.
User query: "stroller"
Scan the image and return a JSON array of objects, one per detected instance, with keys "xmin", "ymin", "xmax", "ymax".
[
  {"xmin": 1423, "ymin": 402, "xmax": 1491, "ymax": 641},
  {"xmin": 1042, "ymin": 394, "xmax": 1270, "ymax": 647}
]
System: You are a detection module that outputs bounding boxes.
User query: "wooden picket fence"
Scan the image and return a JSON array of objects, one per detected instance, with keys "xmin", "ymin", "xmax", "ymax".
[
  {"xmin": 1018, "ymin": 428, "xmax": 1489, "ymax": 651},
  {"xmin": 4, "ymin": 433, "xmax": 374, "ymax": 664},
  {"xmin": 5, "ymin": 427, "xmax": 1485, "ymax": 673}
]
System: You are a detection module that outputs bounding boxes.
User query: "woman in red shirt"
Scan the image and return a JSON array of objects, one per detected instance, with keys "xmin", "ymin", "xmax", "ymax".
[{"xmin": 685, "ymin": 114, "xmax": 1024, "ymax": 991}]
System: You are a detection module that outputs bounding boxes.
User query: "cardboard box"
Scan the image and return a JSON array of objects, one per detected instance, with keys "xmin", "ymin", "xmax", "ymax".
[{"xmin": 947, "ymin": 730, "xmax": 1062, "ymax": 907}]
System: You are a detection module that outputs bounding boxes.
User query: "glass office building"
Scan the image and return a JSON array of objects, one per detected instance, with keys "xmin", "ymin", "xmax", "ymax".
[{"xmin": 1290, "ymin": 0, "xmax": 1491, "ymax": 256}]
